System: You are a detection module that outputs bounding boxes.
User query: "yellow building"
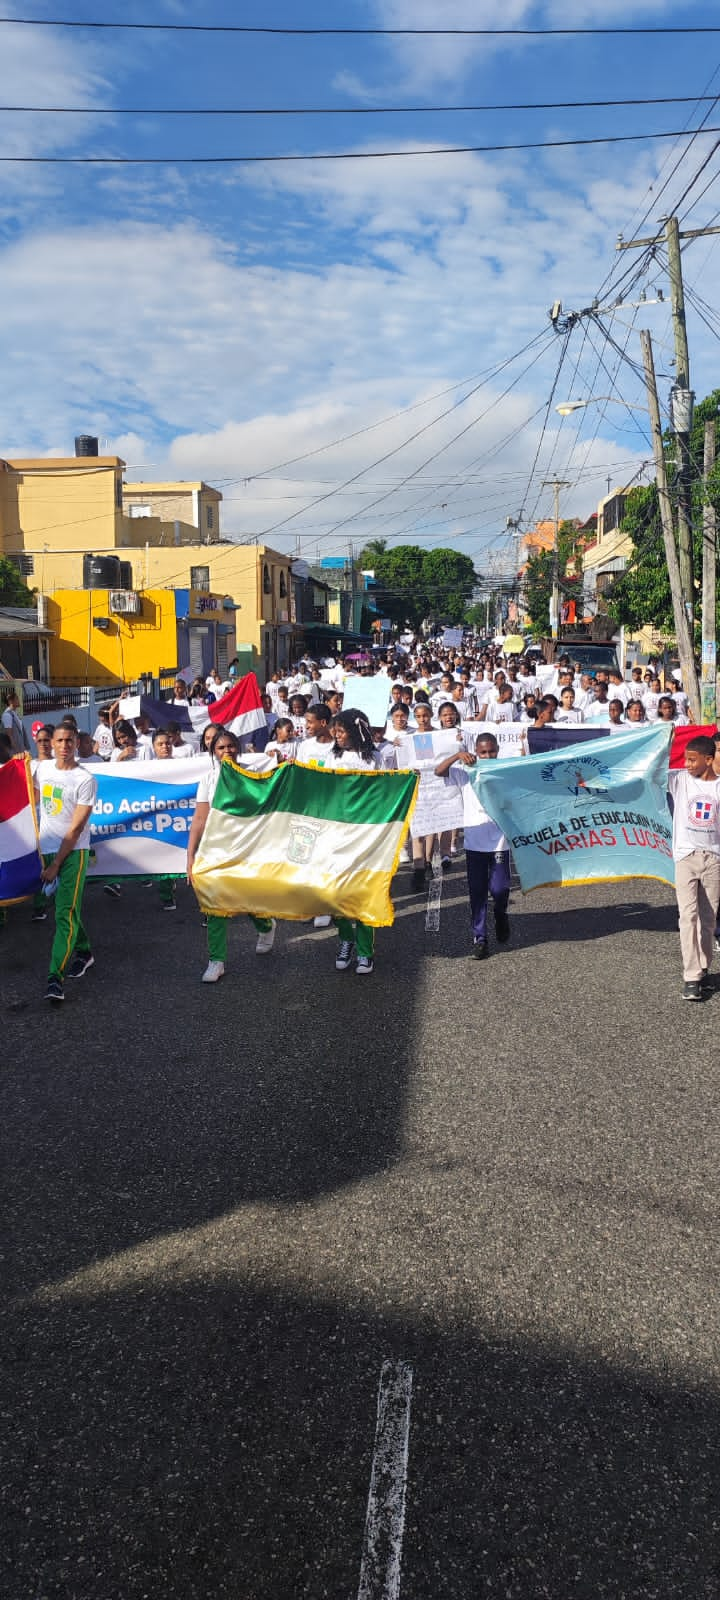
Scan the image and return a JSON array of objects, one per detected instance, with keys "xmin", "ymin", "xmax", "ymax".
[
  {"xmin": 0, "ymin": 453, "xmax": 126, "ymax": 560},
  {"xmin": 0, "ymin": 444, "xmax": 296, "ymax": 676},
  {"xmin": 46, "ymin": 588, "xmax": 179, "ymax": 688},
  {"xmin": 121, "ymin": 480, "xmax": 223, "ymax": 547}
]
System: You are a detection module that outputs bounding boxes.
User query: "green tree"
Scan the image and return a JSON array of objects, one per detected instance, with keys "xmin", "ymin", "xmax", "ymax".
[
  {"xmin": 607, "ymin": 389, "xmax": 720, "ymax": 634},
  {"xmin": 367, "ymin": 544, "xmax": 478, "ymax": 629},
  {"xmin": 421, "ymin": 547, "xmax": 477, "ymax": 624},
  {"xmin": 0, "ymin": 557, "xmax": 34, "ymax": 607},
  {"xmin": 356, "ymin": 538, "xmax": 388, "ymax": 570}
]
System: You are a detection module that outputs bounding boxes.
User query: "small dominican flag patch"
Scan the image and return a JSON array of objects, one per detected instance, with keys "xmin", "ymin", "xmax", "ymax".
[{"xmin": 691, "ymin": 797, "xmax": 714, "ymax": 824}]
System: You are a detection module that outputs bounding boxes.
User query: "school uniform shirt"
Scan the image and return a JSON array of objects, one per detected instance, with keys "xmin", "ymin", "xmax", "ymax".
[
  {"xmin": 295, "ymin": 736, "xmax": 335, "ymax": 766},
  {"xmin": 264, "ymin": 738, "xmax": 297, "ymax": 762},
  {"xmin": 35, "ymin": 759, "xmax": 97, "ymax": 853},
  {"xmin": 446, "ymin": 765, "xmax": 507, "ymax": 853},
  {"xmin": 668, "ymin": 771, "xmax": 720, "ymax": 859},
  {"xmin": 373, "ymin": 739, "xmax": 398, "ymax": 771},
  {"xmin": 92, "ymin": 721, "xmax": 114, "ymax": 759},
  {"xmin": 672, "ymin": 690, "xmax": 690, "ymax": 717},
  {"xmin": 111, "ymin": 743, "xmax": 152, "ymax": 762},
  {"xmin": 320, "ymin": 749, "xmax": 377, "ymax": 771},
  {"xmin": 555, "ymin": 707, "xmax": 585, "ymax": 724},
  {"xmin": 484, "ymin": 700, "xmax": 517, "ymax": 723}
]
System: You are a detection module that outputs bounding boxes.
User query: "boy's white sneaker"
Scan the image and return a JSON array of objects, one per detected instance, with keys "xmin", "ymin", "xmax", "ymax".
[
  {"xmin": 202, "ymin": 960, "xmax": 225, "ymax": 983},
  {"xmin": 313, "ymin": 915, "xmax": 332, "ymax": 928},
  {"xmin": 255, "ymin": 919, "xmax": 277, "ymax": 955}
]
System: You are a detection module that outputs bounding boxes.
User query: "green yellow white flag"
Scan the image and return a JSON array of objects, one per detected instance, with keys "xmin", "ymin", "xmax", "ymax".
[{"xmin": 192, "ymin": 760, "xmax": 418, "ymax": 926}]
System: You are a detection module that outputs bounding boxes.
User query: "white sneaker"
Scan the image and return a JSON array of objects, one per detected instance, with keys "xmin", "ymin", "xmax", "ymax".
[
  {"xmin": 255, "ymin": 919, "xmax": 277, "ymax": 955},
  {"xmin": 355, "ymin": 955, "xmax": 374, "ymax": 975},
  {"xmin": 313, "ymin": 914, "xmax": 332, "ymax": 928},
  {"xmin": 335, "ymin": 940, "xmax": 355, "ymax": 970},
  {"xmin": 202, "ymin": 960, "xmax": 225, "ymax": 983}
]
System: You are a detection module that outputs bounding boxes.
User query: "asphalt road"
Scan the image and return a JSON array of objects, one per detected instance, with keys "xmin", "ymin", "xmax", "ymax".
[{"xmin": 2, "ymin": 862, "xmax": 720, "ymax": 1599}]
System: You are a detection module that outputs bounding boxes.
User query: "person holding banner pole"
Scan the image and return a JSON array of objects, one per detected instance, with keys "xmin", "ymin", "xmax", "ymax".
[
  {"xmin": 668, "ymin": 735, "xmax": 720, "ymax": 1002},
  {"xmin": 34, "ymin": 725, "xmax": 97, "ymax": 1003},
  {"xmin": 187, "ymin": 727, "xmax": 276, "ymax": 983},
  {"xmin": 435, "ymin": 731, "xmax": 511, "ymax": 960}
]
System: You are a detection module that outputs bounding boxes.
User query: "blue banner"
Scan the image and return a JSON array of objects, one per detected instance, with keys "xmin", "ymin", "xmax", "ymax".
[
  {"xmin": 470, "ymin": 724, "xmax": 675, "ymax": 890},
  {"xmin": 87, "ymin": 757, "xmax": 208, "ymax": 877}
]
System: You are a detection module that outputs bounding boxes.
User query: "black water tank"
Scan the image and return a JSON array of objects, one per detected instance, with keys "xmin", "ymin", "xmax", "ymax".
[
  {"xmin": 83, "ymin": 553, "xmax": 121, "ymax": 589},
  {"xmin": 118, "ymin": 561, "xmax": 133, "ymax": 589},
  {"xmin": 75, "ymin": 435, "xmax": 99, "ymax": 457}
]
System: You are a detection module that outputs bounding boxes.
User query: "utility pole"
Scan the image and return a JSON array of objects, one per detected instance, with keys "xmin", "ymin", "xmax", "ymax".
[
  {"xmin": 617, "ymin": 216, "xmax": 720, "ymax": 622},
  {"xmin": 665, "ymin": 216, "xmax": 695, "ymax": 618},
  {"xmin": 640, "ymin": 330, "xmax": 700, "ymax": 723},
  {"xmin": 542, "ymin": 479, "xmax": 570, "ymax": 640},
  {"xmin": 701, "ymin": 417, "xmax": 717, "ymax": 724}
]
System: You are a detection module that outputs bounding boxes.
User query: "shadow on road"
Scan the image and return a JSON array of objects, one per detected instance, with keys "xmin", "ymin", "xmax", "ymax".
[{"xmin": 4, "ymin": 1278, "xmax": 718, "ymax": 1599}]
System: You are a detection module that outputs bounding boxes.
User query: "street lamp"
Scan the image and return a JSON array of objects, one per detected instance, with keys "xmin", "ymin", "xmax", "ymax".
[{"xmin": 556, "ymin": 397, "xmax": 648, "ymax": 416}]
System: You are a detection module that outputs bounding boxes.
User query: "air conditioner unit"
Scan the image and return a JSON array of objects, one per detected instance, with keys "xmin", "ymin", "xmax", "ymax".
[{"xmin": 109, "ymin": 589, "xmax": 141, "ymax": 615}]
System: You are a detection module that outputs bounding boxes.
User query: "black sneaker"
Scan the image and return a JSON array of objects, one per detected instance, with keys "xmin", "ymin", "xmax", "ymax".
[
  {"xmin": 472, "ymin": 939, "xmax": 489, "ymax": 960},
  {"xmin": 67, "ymin": 953, "xmax": 95, "ymax": 980},
  {"xmin": 103, "ymin": 883, "xmax": 121, "ymax": 899},
  {"xmin": 411, "ymin": 867, "xmax": 426, "ymax": 893},
  {"xmin": 495, "ymin": 910, "xmax": 511, "ymax": 944},
  {"xmin": 31, "ymin": 908, "xmax": 47, "ymax": 923},
  {"xmin": 45, "ymin": 977, "xmax": 64, "ymax": 1004},
  {"xmin": 682, "ymin": 980, "xmax": 703, "ymax": 1002}
]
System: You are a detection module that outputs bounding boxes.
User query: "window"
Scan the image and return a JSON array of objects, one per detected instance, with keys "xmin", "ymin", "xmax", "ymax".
[
  {"xmin": 206, "ymin": 504, "xmax": 214, "ymax": 530},
  {"xmin": 263, "ymin": 564, "xmax": 271, "ymax": 594},
  {"xmin": 279, "ymin": 570, "xmax": 287, "ymax": 598},
  {"xmin": 128, "ymin": 504, "xmax": 152, "ymax": 519},
  {"xmin": 12, "ymin": 553, "xmax": 34, "ymax": 576},
  {"xmin": 115, "ymin": 477, "xmax": 123, "ymax": 509},
  {"xmin": 190, "ymin": 565, "xmax": 210, "ymax": 591}
]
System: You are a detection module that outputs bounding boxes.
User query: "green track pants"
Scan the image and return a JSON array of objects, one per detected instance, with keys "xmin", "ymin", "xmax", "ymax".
[{"xmin": 43, "ymin": 849, "xmax": 91, "ymax": 981}]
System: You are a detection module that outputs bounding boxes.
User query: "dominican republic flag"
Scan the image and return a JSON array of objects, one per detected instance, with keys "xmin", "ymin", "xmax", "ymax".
[
  {"xmin": 693, "ymin": 797, "xmax": 714, "ymax": 824},
  {"xmin": 0, "ymin": 756, "xmax": 43, "ymax": 905},
  {"xmin": 208, "ymin": 672, "xmax": 267, "ymax": 740},
  {"xmin": 670, "ymin": 723, "xmax": 718, "ymax": 769}
]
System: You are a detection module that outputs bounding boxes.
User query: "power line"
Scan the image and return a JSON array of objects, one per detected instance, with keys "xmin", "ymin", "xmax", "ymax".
[
  {"xmin": 2, "ymin": 94, "xmax": 719, "ymax": 116},
  {"xmin": 3, "ymin": 17, "xmax": 720, "ymax": 34},
  {"xmin": 5, "ymin": 126, "xmax": 720, "ymax": 164}
]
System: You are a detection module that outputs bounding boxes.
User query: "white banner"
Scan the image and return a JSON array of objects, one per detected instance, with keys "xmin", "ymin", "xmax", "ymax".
[{"xmin": 397, "ymin": 731, "xmax": 464, "ymax": 837}]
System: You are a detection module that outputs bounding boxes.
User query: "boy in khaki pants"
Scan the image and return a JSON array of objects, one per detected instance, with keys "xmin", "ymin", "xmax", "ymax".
[{"xmin": 669, "ymin": 735, "xmax": 720, "ymax": 1001}]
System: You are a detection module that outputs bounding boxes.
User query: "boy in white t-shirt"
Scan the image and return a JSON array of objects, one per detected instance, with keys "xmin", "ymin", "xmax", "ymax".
[
  {"xmin": 34, "ymin": 724, "xmax": 98, "ymax": 1003},
  {"xmin": 435, "ymin": 730, "xmax": 511, "ymax": 959},
  {"xmin": 668, "ymin": 734, "xmax": 720, "ymax": 1001}
]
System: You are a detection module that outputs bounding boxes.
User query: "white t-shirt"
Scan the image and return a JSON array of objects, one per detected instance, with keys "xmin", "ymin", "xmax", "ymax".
[
  {"xmin": 295, "ymin": 736, "xmax": 335, "ymax": 766},
  {"xmin": 111, "ymin": 743, "xmax": 152, "ymax": 762},
  {"xmin": 446, "ymin": 764, "xmax": 507, "ymax": 852},
  {"xmin": 555, "ymin": 707, "xmax": 585, "ymax": 725},
  {"xmin": 321, "ymin": 749, "xmax": 377, "ymax": 770},
  {"xmin": 92, "ymin": 721, "xmax": 114, "ymax": 759},
  {"xmin": 668, "ymin": 770, "xmax": 720, "ymax": 859},
  {"xmin": 35, "ymin": 759, "xmax": 97, "ymax": 852}
]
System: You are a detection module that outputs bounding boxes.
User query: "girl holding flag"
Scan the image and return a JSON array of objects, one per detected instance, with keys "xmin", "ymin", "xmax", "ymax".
[{"xmin": 187, "ymin": 726, "xmax": 276, "ymax": 983}]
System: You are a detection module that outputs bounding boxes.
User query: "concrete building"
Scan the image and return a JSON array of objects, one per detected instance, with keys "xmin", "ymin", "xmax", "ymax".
[{"xmin": 0, "ymin": 441, "xmax": 294, "ymax": 679}]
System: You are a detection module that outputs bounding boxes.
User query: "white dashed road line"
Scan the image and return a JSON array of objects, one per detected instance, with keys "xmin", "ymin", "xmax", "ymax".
[
  {"xmin": 424, "ymin": 853, "xmax": 444, "ymax": 933},
  {"xmin": 357, "ymin": 1360, "xmax": 413, "ymax": 1600}
]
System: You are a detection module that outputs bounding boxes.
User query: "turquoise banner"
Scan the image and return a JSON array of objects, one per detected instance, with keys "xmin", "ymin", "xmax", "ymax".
[{"xmin": 470, "ymin": 724, "xmax": 675, "ymax": 890}]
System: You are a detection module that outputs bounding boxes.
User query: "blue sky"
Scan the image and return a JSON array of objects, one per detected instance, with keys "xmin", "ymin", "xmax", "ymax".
[{"xmin": 2, "ymin": 0, "xmax": 720, "ymax": 578}]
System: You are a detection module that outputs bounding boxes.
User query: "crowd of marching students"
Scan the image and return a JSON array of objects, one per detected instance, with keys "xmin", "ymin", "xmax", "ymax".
[{"xmin": 2, "ymin": 638, "xmax": 719, "ymax": 1003}]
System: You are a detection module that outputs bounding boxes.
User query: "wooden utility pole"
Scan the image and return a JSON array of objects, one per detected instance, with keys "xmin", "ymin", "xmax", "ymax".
[
  {"xmin": 665, "ymin": 216, "xmax": 695, "ymax": 616},
  {"xmin": 640, "ymin": 330, "xmax": 700, "ymax": 723},
  {"xmin": 542, "ymin": 478, "xmax": 570, "ymax": 640},
  {"xmin": 701, "ymin": 418, "xmax": 717, "ymax": 724},
  {"xmin": 617, "ymin": 216, "xmax": 720, "ymax": 623}
]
